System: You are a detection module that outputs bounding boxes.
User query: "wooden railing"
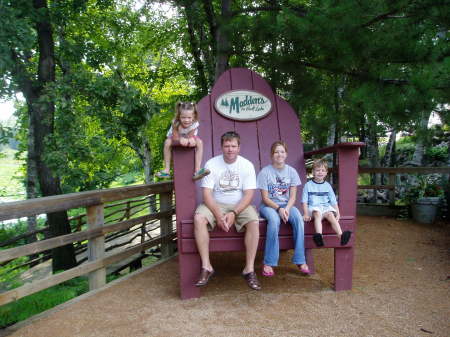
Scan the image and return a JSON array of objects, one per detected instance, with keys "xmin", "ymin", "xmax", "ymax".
[
  {"xmin": 357, "ymin": 167, "xmax": 450, "ymax": 205},
  {"xmin": 0, "ymin": 182, "xmax": 175, "ymax": 306}
]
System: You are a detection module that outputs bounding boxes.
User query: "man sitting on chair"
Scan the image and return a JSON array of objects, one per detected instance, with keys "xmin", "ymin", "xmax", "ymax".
[{"xmin": 193, "ymin": 131, "xmax": 261, "ymax": 290}]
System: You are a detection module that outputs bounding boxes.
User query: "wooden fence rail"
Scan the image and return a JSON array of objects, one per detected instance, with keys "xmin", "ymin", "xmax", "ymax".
[
  {"xmin": 357, "ymin": 166, "xmax": 450, "ymax": 206},
  {"xmin": 0, "ymin": 182, "xmax": 175, "ymax": 306}
]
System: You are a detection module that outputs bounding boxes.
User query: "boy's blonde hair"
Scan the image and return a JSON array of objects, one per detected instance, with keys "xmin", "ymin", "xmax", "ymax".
[
  {"xmin": 173, "ymin": 101, "xmax": 198, "ymax": 127},
  {"xmin": 312, "ymin": 158, "xmax": 328, "ymax": 170}
]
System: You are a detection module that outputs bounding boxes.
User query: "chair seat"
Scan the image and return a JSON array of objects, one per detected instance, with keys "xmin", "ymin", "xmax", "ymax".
[{"xmin": 179, "ymin": 218, "xmax": 355, "ymax": 253}]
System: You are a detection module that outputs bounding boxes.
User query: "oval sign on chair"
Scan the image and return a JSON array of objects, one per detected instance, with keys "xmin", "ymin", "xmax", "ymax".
[{"xmin": 214, "ymin": 90, "xmax": 273, "ymax": 121}]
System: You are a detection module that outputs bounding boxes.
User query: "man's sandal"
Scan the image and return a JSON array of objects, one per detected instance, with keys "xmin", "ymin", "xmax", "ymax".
[
  {"xmin": 195, "ymin": 268, "xmax": 214, "ymax": 287},
  {"xmin": 242, "ymin": 271, "xmax": 261, "ymax": 290}
]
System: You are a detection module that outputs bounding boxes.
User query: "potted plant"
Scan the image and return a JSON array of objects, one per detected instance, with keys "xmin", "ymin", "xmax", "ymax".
[{"xmin": 403, "ymin": 175, "xmax": 444, "ymax": 224}]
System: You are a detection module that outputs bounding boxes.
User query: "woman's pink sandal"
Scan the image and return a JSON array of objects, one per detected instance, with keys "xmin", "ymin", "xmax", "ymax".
[
  {"xmin": 298, "ymin": 264, "xmax": 311, "ymax": 275},
  {"xmin": 262, "ymin": 265, "xmax": 275, "ymax": 277}
]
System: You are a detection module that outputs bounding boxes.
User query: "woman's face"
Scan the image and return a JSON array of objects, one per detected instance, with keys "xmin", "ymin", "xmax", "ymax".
[{"xmin": 272, "ymin": 145, "xmax": 287, "ymax": 166}]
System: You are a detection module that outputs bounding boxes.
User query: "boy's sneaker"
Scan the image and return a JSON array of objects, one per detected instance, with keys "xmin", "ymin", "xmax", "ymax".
[
  {"xmin": 340, "ymin": 230, "xmax": 352, "ymax": 245},
  {"xmin": 193, "ymin": 168, "xmax": 210, "ymax": 181},
  {"xmin": 313, "ymin": 233, "xmax": 324, "ymax": 247}
]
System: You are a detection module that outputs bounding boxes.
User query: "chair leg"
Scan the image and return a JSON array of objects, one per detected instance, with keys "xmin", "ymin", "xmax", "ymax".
[
  {"xmin": 179, "ymin": 253, "xmax": 202, "ymax": 300},
  {"xmin": 334, "ymin": 247, "xmax": 353, "ymax": 291},
  {"xmin": 305, "ymin": 248, "xmax": 315, "ymax": 274}
]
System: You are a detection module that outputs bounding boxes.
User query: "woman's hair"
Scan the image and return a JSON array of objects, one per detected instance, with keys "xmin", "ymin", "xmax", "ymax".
[
  {"xmin": 173, "ymin": 101, "xmax": 198, "ymax": 126},
  {"xmin": 312, "ymin": 158, "xmax": 328, "ymax": 170},
  {"xmin": 270, "ymin": 141, "xmax": 288, "ymax": 156}
]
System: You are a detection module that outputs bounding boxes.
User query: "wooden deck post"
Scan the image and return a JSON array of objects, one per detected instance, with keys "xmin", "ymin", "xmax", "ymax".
[
  {"xmin": 388, "ymin": 173, "xmax": 396, "ymax": 206},
  {"xmin": 87, "ymin": 204, "xmax": 106, "ymax": 290},
  {"xmin": 160, "ymin": 191, "xmax": 174, "ymax": 258}
]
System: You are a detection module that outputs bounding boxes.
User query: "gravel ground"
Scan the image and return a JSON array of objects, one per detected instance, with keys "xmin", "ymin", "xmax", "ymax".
[{"xmin": 2, "ymin": 216, "xmax": 449, "ymax": 337}]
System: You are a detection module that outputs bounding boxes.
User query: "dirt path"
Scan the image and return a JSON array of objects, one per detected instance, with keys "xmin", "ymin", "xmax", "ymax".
[{"xmin": 2, "ymin": 216, "xmax": 449, "ymax": 337}]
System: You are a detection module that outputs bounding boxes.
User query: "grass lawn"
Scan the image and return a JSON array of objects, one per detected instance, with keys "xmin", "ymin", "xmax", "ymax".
[{"xmin": 0, "ymin": 147, "xmax": 25, "ymax": 201}]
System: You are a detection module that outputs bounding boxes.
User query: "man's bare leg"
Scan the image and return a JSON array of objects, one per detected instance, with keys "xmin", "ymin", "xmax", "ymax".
[
  {"xmin": 194, "ymin": 213, "xmax": 212, "ymax": 270},
  {"xmin": 243, "ymin": 220, "xmax": 259, "ymax": 274}
]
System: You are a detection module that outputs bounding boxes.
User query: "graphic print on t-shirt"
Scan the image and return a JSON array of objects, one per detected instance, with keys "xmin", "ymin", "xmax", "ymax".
[
  {"xmin": 268, "ymin": 176, "xmax": 289, "ymax": 198},
  {"xmin": 307, "ymin": 191, "xmax": 330, "ymax": 206},
  {"xmin": 219, "ymin": 169, "xmax": 240, "ymax": 192}
]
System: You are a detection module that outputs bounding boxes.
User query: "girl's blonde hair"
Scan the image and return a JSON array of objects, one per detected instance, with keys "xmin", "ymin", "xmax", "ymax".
[
  {"xmin": 173, "ymin": 101, "xmax": 199, "ymax": 127},
  {"xmin": 312, "ymin": 158, "xmax": 328, "ymax": 170},
  {"xmin": 270, "ymin": 141, "xmax": 288, "ymax": 156}
]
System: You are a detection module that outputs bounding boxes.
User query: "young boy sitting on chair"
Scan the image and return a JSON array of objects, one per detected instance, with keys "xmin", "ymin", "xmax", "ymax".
[{"xmin": 301, "ymin": 159, "xmax": 352, "ymax": 247}]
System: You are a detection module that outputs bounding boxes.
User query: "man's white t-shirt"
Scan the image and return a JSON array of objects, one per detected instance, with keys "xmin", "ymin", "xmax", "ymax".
[{"xmin": 201, "ymin": 155, "xmax": 256, "ymax": 205}]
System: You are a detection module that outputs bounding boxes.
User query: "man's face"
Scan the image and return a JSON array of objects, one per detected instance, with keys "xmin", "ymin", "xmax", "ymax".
[{"xmin": 222, "ymin": 138, "xmax": 240, "ymax": 163}]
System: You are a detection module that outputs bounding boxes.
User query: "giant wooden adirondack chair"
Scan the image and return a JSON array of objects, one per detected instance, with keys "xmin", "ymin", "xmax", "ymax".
[{"xmin": 172, "ymin": 68, "xmax": 363, "ymax": 299}]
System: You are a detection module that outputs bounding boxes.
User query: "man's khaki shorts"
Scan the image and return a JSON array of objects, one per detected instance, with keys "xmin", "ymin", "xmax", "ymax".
[{"xmin": 195, "ymin": 203, "xmax": 259, "ymax": 232}]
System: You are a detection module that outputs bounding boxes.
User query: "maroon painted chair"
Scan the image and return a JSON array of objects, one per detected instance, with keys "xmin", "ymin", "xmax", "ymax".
[{"xmin": 172, "ymin": 68, "xmax": 364, "ymax": 299}]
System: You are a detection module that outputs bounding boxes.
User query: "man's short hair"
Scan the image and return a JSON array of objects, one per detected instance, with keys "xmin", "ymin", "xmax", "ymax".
[
  {"xmin": 312, "ymin": 158, "xmax": 328, "ymax": 170},
  {"xmin": 221, "ymin": 131, "xmax": 240, "ymax": 145}
]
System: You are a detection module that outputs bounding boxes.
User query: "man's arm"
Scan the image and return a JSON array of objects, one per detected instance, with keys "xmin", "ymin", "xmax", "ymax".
[
  {"xmin": 202, "ymin": 187, "xmax": 228, "ymax": 231},
  {"xmin": 223, "ymin": 189, "xmax": 255, "ymax": 227}
]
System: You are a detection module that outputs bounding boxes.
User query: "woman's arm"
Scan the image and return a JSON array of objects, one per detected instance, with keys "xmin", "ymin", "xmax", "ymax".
[{"xmin": 261, "ymin": 189, "xmax": 288, "ymax": 222}]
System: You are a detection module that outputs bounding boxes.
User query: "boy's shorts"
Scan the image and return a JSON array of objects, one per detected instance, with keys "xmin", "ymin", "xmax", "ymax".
[
  {"xmin": 195, "ymin": 203, "xmax": 259, "ymax": 232},
  {"xmin": 309, "ymin": 205, "xmax": 336, "ymax": 220}
]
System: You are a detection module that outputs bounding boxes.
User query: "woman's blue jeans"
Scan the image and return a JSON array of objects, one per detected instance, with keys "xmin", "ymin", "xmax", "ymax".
[{"xmin": 259, "ymin": 204, "xmax": 306, "ymax": 266}]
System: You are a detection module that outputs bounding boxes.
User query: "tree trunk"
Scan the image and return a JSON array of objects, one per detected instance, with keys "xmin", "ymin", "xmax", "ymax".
[
  {"xmin": 142, "ymin": 139, "xmax": 152, "ymax": 185},
  {"xmin": 380, "ymin": 129, "xmax": 396, "ymax": 185},
  {"xmin": 411, "ymin": 111, "xmax": 430, "ymax": 166},
  {"xmin": 26, "ymin": 120, "xmax": 39, "ymax": 244},
  {"xmin": 381, "ymin": 129, "xmax": 396, "ymax": 168},
  {"xmin": 201, "ymin": 0, "xmax": 217, "ymax": 85},
  {"xmin": 366, "ymin": 115, "xmax": 380, "ymax": 202},
  {"xmin": 214, "ymin": 0, "xmax": 231, "ymax": 80},
  {"xmin": 183, "ymin": 2, "xmax": 209, "ymax": 95},
  {"xmin": 31, "ymin": 0, "xmax": 76, "ymax": 271}
]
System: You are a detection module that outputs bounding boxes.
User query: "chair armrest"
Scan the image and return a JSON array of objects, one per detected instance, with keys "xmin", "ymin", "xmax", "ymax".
[{"xmin": 304, "ymin": 142, "xmax": 365, "ymax": 158}]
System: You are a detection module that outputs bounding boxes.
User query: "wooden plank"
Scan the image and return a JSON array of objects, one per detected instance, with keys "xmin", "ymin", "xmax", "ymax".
[
  {"xmin": 210, "ymin": 70, "xmax": 234, "ymax": 155},
  {"xmin": 276, "ymin": 96, "xmax": 305, "ymax": 209},
  {"xmin": 388, "ymin": 173, "xmax": 396, "ymax": 206},
  {"xmin": 304, "ymin": 142, "xmax": 365, "ymax": 157},
  {"xmin": 0, "ymin": 233, "xmax": 176, "ymax": 306},
  {"xmin": 0, "ymin": 210, "xmax": 174, "ymax": 264},
  {"xmin": 254, "ymin": 71, "xmax": 280, "ymax": 171},
  {"xmin": 358, "ymin": 185, "xmax": 395, "ymax": 190},
  {"xmin": 87, "ymin": 204, "xmax": 106, "ymax": 290},
  {"xmin": 337, "ymin": 147, "xmax": 360, "ymax": 217},
  {"xmin": 159, "ymin": 192, "xmax": 174, "ymax": 258},
  {"xmin": 358, "ymin": 167, "xmax": 450, "ymax": 174},
  {"xmin": 0, "ymin": 182, "xmax": 173, "ymax": 221},
  {"xmin": 233, "ymin": 69, "xmax": 260, "ymax": 170},
  {"xmin": 196, "ymin": 95, "xmax": 213, "ymax": 203}
]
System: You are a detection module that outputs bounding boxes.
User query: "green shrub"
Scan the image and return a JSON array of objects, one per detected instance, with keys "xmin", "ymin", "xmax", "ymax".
[
  {"xmin": 0, "ymin": 277, "xmax": 88, "ymax": 328},
  {"xmin": 425, "ymin": 145, "xmax": 448, "ymax": 162}
]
